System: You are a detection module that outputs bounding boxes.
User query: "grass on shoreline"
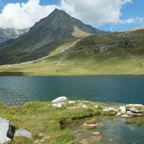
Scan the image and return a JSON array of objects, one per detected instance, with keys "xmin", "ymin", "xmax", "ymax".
[
  {"xmin": 0, "ymin": 100, "xmax": 103, "ymax": 144},
  {"xmin": 1, "ymin": 100, "xmax": 144, "ymax": 144}
]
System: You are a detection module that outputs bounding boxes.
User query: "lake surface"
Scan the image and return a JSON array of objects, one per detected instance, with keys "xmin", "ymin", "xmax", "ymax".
[{"xmin": 0, "ymin": 76, "xmax": 144, "ymax": 106}]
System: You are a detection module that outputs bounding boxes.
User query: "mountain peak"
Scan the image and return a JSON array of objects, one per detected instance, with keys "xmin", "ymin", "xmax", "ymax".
[
  {"xmin": 0, "ymin": 9, "xmax": 106, "ymax": 64},
  {"xmin": 53, "ymin": 8, "xmax": 63, "ymax": 12},
  {"xmin": 48, "ymin": 8, "xmax": 71, "ymax": 20},
  {"xmin": 52, "ymin": 8, "xmax": 68, "ymax": 14}
]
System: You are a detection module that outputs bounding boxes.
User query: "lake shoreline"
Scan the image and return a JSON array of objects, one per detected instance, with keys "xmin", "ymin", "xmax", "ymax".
[{"xmin": 0, "ymin": 97, "xmax": 144, "ymax": 144}]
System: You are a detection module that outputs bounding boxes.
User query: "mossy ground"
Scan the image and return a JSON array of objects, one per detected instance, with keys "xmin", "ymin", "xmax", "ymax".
[{"xmin": 0, "ymin": 100, "xmax": 104, "ymax": 144}]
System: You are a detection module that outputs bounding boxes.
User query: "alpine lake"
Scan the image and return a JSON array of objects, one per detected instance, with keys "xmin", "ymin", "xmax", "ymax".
[{"xmin": 0, "ymin": 76, "xmax": 144, "ymax": 144}]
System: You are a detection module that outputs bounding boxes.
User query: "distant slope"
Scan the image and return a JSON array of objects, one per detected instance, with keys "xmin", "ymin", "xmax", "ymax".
[
  {"xmin": 47, "ymin": 30, "xmax": 144, "ymax": 61},
  {"xmin": 129, "ymin": 26, "xmax": 144, "ymax": 31},
  {"xmin": 0, "ymin": 28, "xmax": 28, "ymax": 44},
  {"xmin": 0, "ymin": 9, "xmax": 105, "ymax": 65},
  {"xmin": 1, "ymin": 30, "xmax": 144, "ymax": 75}
]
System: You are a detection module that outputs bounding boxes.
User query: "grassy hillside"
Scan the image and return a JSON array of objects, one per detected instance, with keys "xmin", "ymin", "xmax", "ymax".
[{"xmin": 0, "ymin": 30, "xmax": 144, "ymax": 75}]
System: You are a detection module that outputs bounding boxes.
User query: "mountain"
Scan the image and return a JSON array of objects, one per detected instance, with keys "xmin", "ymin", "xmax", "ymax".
[
  {"xmin": 0, "ymin": 9, "xmax": 105, "ymax": 65},
  {"xmin": 0, "ymin": 28, "xmax": 28, "ymax": 44},
  {"xmin": 1, "ymin": 29, "xmax": 144, "ymax": 75}
]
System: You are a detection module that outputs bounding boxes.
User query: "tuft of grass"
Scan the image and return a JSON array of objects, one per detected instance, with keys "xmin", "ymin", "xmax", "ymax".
[
  {"xmin": 101, "ymin": 110, "xmax": 117, "ymax": 116},
  {"xmin": 5, "ymin": 137, "xmax": 33, "ymax": 144},
  {"xmin": 50, "ymin": 129, "xmax": 74, "ymax": 144}
]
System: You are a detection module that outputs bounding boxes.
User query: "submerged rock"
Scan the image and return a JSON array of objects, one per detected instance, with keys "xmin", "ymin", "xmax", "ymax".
[
  {"xmin": 79, "ymin": 139, "xmax": 88, "ymax": 144},
  {"xmin": 14, "ymin": 128, "xmax": 32, "ymax": 139},
  {"xmin": 82, "ymin": 123, "xmax": 97, "ymax": 129},
  {"xmin": 92, "ymin": 132, "xmax": 101, "ymax": 136},
  {"xmin": 82, "ymin": 122, "xmax": 103, "ymax": 129},
  {"xmin": 91, "ymin": 132, "xmax": 102, "ymax": 142}
]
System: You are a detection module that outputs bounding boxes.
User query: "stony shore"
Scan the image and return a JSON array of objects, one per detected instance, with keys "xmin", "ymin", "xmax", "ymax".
[{"xmin": 0, "ymin": 96, "xmax": 144, "ymax": 144}]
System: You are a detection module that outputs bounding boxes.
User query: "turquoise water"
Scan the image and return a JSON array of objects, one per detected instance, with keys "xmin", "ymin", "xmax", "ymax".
[{"xmin": 0, "ymin": 76, "xmax": 144, "ymax": 106}]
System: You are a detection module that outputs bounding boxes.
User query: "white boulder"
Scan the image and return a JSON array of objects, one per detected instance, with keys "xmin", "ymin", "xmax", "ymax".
[
  {"xmin": 0, "ymin": 118, "xmax": 11, "ymax": 144},
  {"xmin": 14, "ymin": 128, "xmax": 32, "ymax": 139},
  {"xmin": 119, "ymin": 106, "xmax": 126, "ymax": 114},
  {"xmin": 52, "ymin": 96, "xmax": 67, "ymax": 103}
]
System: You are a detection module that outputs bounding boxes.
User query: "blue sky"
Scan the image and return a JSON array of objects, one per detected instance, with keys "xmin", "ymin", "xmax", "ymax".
[
  {"xmin": 0, "ymin": 0, "xmax": 60, "ymax": 6},
  {"xmin": 98, "ymin": 0, "xmax": 144, "ymax": 31},
  {"xmin": 0, "ymin": 0, "xmax": 143, "ymax": 31}
]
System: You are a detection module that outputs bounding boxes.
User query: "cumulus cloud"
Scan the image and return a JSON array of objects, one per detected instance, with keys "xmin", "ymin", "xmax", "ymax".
[
  {"xmin": 0, "ymin": 0, "xmax": 58, "ymax": 29},
  {"xmin": 0, "ymin": 0, "xmax": 143, "ymax": 29},
  {"xmin": 60, "ymin": 0, "xmax": 132, "ymax": 26}
]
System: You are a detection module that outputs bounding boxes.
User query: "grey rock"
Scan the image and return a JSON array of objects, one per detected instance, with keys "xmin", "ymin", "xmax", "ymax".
[
  {"xmin": 130, "ymin": 107, "xmax": 140, "ymax": 113},
  {"xmin": 126, "ymin": 111, "xmax": 133, "ymax": 116},
  {"xmin": 14, "ymin": 128, "xmax": 32, "ymax": 139},
  {"xmin": 121, "ymin": 114, "xmax": 131, "ymax": 118}
]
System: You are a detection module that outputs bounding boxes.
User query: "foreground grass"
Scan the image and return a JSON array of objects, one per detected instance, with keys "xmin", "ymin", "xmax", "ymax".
[
  {"xmin": 0, "ymin": 56, "xmax": 144, "ymax": 75},
  {"xmin": 0, "ymin": 101, "xmax": 102, "ymax": 144}
]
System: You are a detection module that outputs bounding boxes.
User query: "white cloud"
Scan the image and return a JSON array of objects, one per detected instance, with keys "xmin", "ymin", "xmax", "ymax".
[
  {"xmin": 60, "ymin": 0, "xmax": 133, "ymax": 26},
  {"xmin": 0, "ymin": 0, "xmax": 142, "ymax": 29},
  {"xmin": 0, "ymin": 0, "xmax": 58, "ymax": 29},
  {"xmin": 121, "ymin": 17, "xmax": 144, "ymax": 24}
]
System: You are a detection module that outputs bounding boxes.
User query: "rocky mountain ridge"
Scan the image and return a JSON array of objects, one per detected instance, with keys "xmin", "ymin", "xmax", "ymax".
[{"xmin": 0, "ymin": 9, "xmax": 105, "ymax": 65}]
